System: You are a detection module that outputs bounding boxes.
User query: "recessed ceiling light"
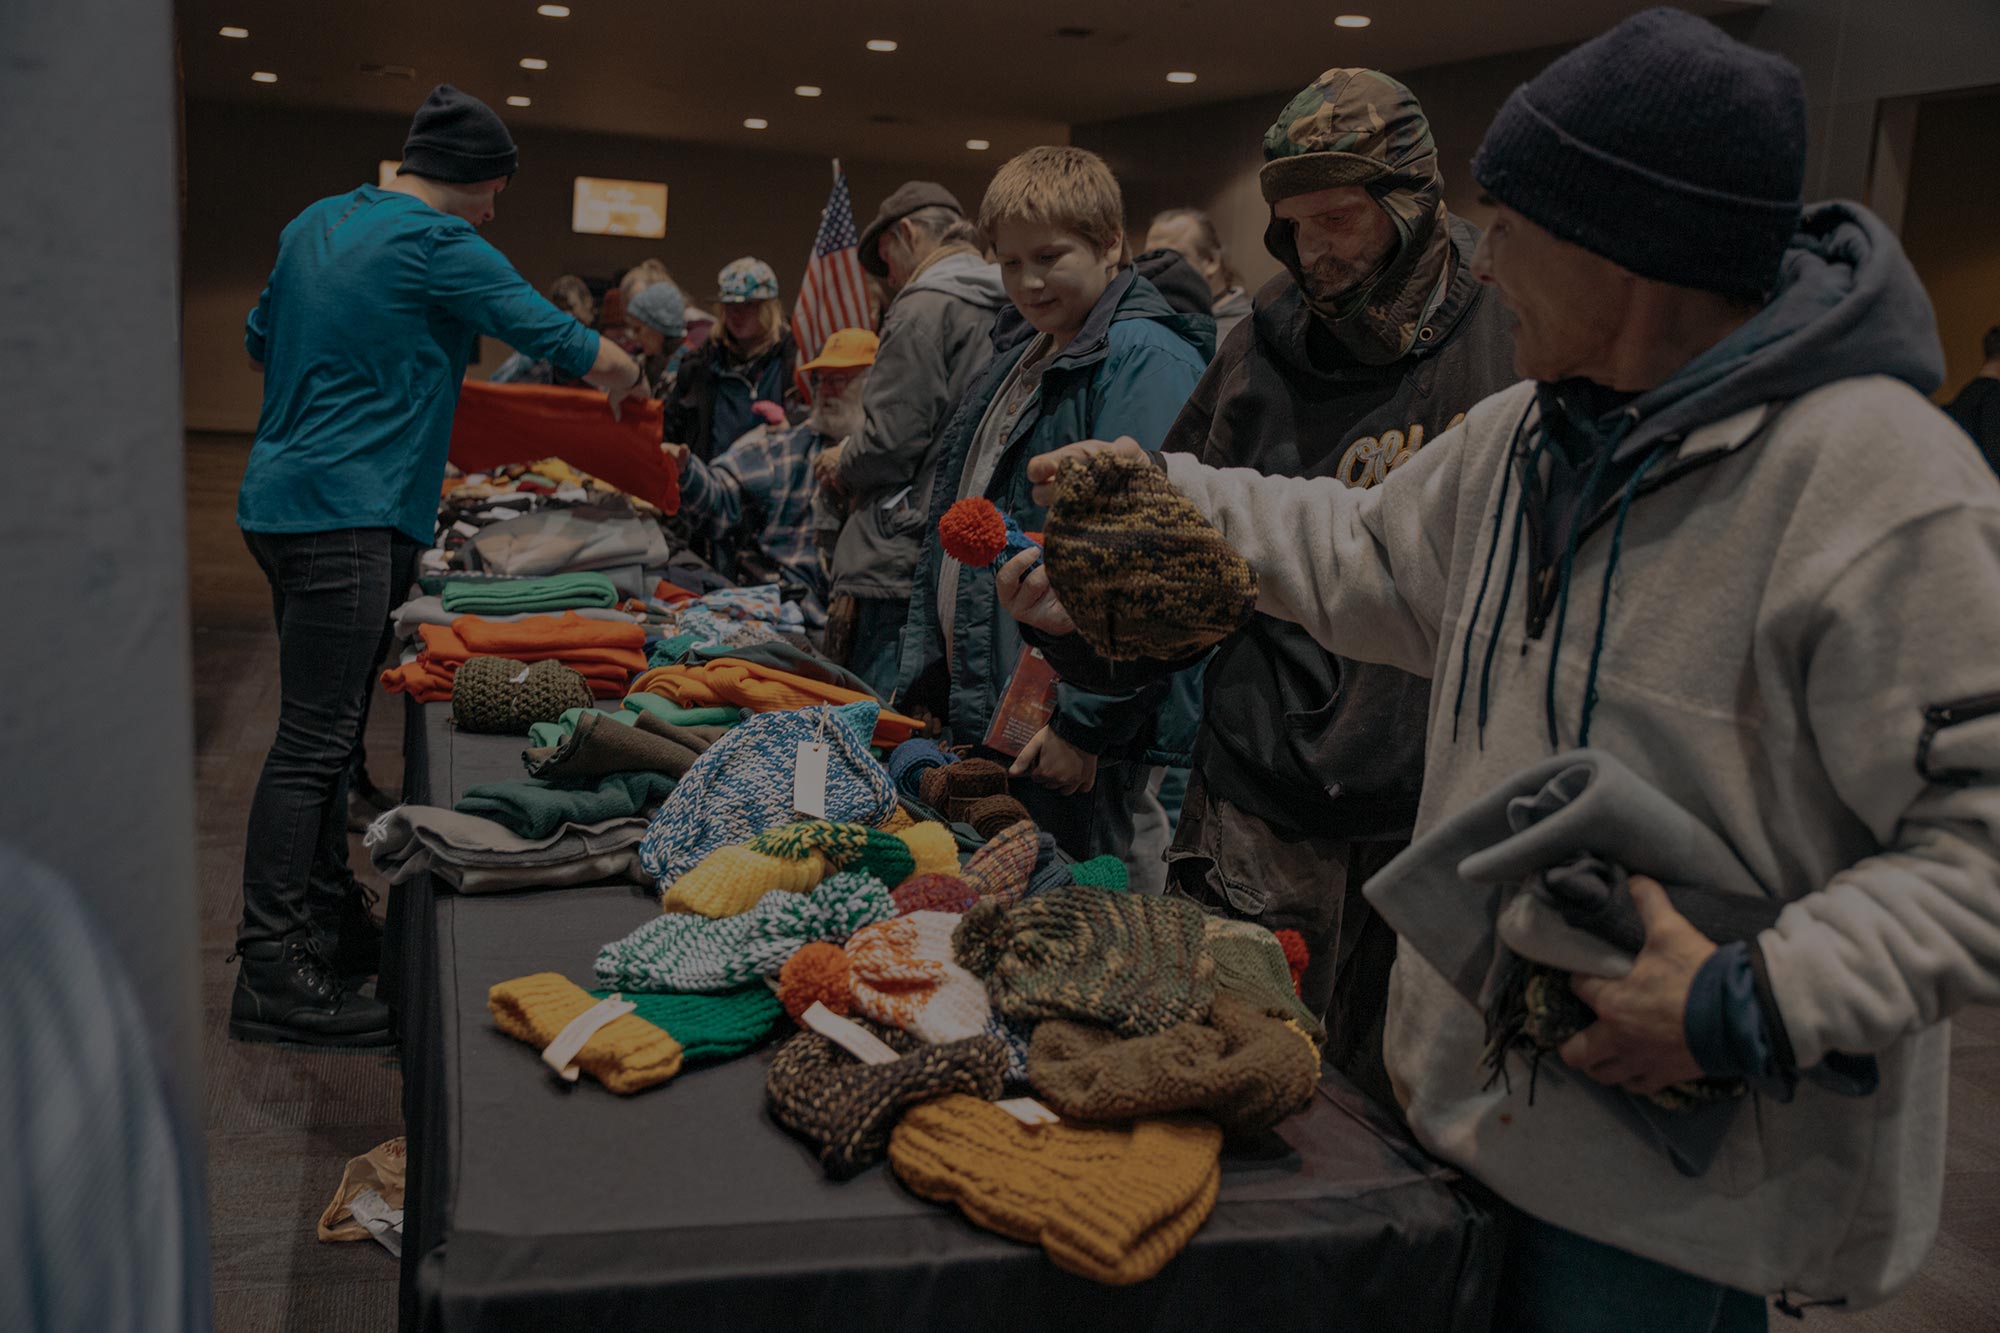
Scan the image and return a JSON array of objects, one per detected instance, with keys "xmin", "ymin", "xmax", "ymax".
[
  {"xmin": 219, "ymin": 26, "xmax": 249, "ymax": 39},
  {"xmin": 794, "ymin": 85, "xmax": 822, "ymax": 98},
  {"xmin": 506, "ymin": 95, "xmax": 532, "ymax": 107},
  {"xmin": 537, "ymin": 4, "xmax": 571, "ymax": 15},
  {"xmin": 744, "ymin": 117, "xmax": 769, "ymax": 129},
  {"xmin": 966, "ymin": 138, "xmax": 990, "ymax": 150},
  {"xmin": 865, "ymin": 39, "xmax": 898, "ymax": 52},
  {"xmin": 519, "ymin": 56, "xmax": 549, "ymax": 70},
  {"xmin": 1166, "ymin": 71, "xmax": 1197, "ymax": 84},
  {"xmin": 1334, "ymin": 14, "xmax": 1372, "ymax": 28},
  {"xmin": 251, "ymin": 71, "xmax": 278, "ymax": 83}
]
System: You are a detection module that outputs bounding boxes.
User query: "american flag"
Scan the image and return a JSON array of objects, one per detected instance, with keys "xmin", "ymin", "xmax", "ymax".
[{"xmin": 792, "ymin": 162, "xmax": 873, "ymax": 362}]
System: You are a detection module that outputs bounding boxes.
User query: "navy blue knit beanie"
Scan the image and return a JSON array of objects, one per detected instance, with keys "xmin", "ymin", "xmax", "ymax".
[
  {"xmin": 1472, "ymin": 7, "xmax": 1805, "ymax": 301},
  {"xmin": 400, "ymin": 85, "xmax": 518, "ymax": 184}
]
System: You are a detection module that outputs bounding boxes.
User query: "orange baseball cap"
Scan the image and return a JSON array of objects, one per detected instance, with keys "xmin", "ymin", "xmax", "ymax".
[{"xmin": 798, "ymin": 328, "xmax": 879, "ymax": 375}]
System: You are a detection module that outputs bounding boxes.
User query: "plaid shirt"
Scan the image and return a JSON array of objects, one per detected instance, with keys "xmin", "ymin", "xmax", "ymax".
[{"xmin": 678, "ymin": 421, "xmax": 832, "ymax": 624}]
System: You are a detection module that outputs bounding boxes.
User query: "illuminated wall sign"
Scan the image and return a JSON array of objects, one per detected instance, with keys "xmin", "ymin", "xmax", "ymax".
[{"xmin": 572, "ymin": 176, "xmax": 668, "ymax": 238}]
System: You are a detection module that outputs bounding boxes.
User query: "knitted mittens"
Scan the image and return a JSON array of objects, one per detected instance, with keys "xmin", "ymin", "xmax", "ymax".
[
  {"xmin": 954, "ymin": 886, "xmax": 1216, "ymax": 1036},
  {"xmin": 453, "ymin": 657, "xmax": 594, "ymax": 735},
  {"xmin": 662, "ymin": 819, "xmax": 954, "ymax": 917},
  {"xmin": 960, "ymin": 819, "xmax": 1039, "ymax": 905},
  {"xmin": 589, "ymin": 984, "xmax": 785, "ymax": 1064},
  {"xmin": 889, "ymin": 1094, "xmax": 1222, "ymax": 1285},
  {"xmin": 766, "ymin": 1021, "xmax": 1007, "ymax": 1180},
  {"xmin": 595, "ymin": 871, "xmax": 893, "ymax": 992},
  {"xmin": 1028, "ymin": 992, "xmax": 1319, "ymax": 1136},
  {"xmin": 1041, "ymin": 451, "xmax": 1258, "ymax": 662},
  {"xmin": 638, "ymin": 702, "xmax": 897, "ymax": 888},
  {"xmin": 488, "ymin": 973, "xmax": 683, "ymax": 1094},
  {"xmin": 1204, "ymin": 917, "xmax": 1326, "ymax": 1046},
  {"xmin": 773, "ymin": 913, "xmax": 993, "ymax": 1045}
]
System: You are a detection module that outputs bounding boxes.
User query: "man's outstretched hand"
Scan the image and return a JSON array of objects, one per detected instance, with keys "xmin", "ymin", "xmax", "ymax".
[
  {"xmin": 1025, "ymin": 436, "xmax": 1149, "ymax": 507},
  {"xmin": 996, "ymin": 548, "xmax": 1075, "ymax": 637}
]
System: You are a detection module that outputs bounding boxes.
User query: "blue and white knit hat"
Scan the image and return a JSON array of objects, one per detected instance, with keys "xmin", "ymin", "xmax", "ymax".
[
  {"xmin": 717, "ymin": 257, "xmax": 780, "ymax": 304},
  {"xmin": 595, "ymin": 871, "xmax": 894, "ymax": 992},
  {"xmin": 638, "ymin": 702, "xmax": 897, "ymax": 888}
]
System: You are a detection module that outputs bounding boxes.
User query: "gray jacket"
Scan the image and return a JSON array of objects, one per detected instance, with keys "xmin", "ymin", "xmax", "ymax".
[
  {"xmin": 1160, "ymin": 204, "xmax": 1994, "ymax": 1306},
  {"xmin": 830, "ymin": 247, "xmax": 1006, "ymax": 599}
]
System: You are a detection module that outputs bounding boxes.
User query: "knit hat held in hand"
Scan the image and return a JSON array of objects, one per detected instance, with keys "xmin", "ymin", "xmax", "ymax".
[
  {"xmin": 489, "ymin": 973, "xmax": 682, "ymax": 1093},
  {"xmin": 954, "ymin": 886, "xmax": 1216, "ymax": 1036},
  {"xmin": 1471, "ymin": 6, "xmax": 1806, "ymax": 301},
  {"xmin": 889, "ymin": 1094, "xmax": 1223, "ymax": 1285},
  {"xmin": 452, "ymin": 657, "xmax": 594, "ymax": 735},
  {"xmin": 1043, "ymin": 451, "xmax": 1258, "ymax": 662},
  {"xmin": 595, "ymin": 871, "xmax": 893, "ymax": 993},
  {"xmin": 766, "ymin": 1022, "xmax": 1006, "ymax": 1179},
  {"xmin": 1028, "ymin": 992, "xmax": 1319, "ymax": 1135}
]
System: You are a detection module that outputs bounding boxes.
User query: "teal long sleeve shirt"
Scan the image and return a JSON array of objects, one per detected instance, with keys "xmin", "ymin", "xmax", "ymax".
[{"xmin": 238, "ymin": 186, "xmax": 600, "ymax": 544}]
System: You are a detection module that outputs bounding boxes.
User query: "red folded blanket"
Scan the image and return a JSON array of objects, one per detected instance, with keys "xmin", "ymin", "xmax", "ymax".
[{"xmin": 448, "ymin": 381, "xmax": 680, "ymax": 513}]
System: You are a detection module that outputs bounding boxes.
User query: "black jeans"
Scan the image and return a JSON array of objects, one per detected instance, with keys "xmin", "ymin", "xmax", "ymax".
[{"xmin": 240, "ymin": 528, "xmax": 418, "ymax": 948}]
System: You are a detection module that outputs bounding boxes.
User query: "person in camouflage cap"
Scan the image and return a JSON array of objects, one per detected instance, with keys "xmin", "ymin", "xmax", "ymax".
[
  {"xmin": 993, "ymin": 68, "xmax": 1516, "ymax": 1111},
  {"xmin": 1260, "ymin": 68, "xmax": 1456, "ymax": 367}
]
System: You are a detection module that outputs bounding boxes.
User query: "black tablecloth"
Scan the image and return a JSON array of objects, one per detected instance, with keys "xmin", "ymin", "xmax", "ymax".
[{"xmin": 399, "ymin": 884, "xmax": 1500, "ymax": 1332}]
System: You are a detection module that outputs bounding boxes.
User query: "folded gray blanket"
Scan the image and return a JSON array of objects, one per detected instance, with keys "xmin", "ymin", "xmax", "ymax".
[{"xmin": 365, "ymin": 805, "xmax": 649, "ymax": 894}]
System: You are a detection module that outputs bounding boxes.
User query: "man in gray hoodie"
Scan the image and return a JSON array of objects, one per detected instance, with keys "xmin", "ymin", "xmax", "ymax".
[
  {"xmin": 817, "ymin": 182, "xmax": 1008, "ymax": 696},
  {"xmin": 1006, "ymin": 9, "xmax": 2000, "ymax": 1325}
]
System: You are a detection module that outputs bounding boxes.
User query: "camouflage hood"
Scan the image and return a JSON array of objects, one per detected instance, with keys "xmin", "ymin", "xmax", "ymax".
[{"xmin": 1261, "ymin": 68, "xmax": 1454, "ymax": 366}]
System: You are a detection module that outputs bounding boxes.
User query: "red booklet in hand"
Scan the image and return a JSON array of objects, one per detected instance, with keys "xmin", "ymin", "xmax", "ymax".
[{"xmin": 983, "ymin": 647, "xmax": 1059, "ymax": 757}]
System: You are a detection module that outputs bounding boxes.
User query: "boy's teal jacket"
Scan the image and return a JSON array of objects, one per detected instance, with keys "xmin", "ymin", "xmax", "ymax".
[{"xmin": 894, "ymin": 268, "xmax": 1211, "ymax": 764}]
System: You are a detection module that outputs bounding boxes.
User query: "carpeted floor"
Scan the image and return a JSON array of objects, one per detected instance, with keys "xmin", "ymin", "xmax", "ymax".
[{"xmin": 184, "ymin": 430, "xmax": 1999, "ymax": 1330}]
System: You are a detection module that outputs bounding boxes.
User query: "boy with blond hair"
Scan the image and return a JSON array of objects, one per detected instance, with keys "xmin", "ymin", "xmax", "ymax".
[{"xmin": 892, "ymin": 147, "xmax": 1209, "ymax": 887}]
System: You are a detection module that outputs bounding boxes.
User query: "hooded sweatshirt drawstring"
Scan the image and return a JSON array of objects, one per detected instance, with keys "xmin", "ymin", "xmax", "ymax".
[
  {"xmin": 1577, "ymin": 439, "xmax": 1673, "ymax": 744},
  {"xmin": 1450, "ymin": 403, "xmax": 1534, "ymax": 744},
  {"xmin": 1539, "ymin": 410, "xmax": 1638, "ymax": 748}
]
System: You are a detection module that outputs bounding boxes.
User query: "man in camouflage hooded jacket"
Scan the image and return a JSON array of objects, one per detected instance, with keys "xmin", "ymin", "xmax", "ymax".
[{"xmin": 1033, "ymin": 69, "xmax": 1516, "ymax": 1106}]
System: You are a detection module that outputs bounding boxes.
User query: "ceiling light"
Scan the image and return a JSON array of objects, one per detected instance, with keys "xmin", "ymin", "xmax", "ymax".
[
  {"xmin": 865, "ymin": 39, "xmax": 898, "ymax": 52},
  {"xmin": 251, "ymin": 71, "xmax": 278, "ymax": 83},
  {"xmin": 794, "ymin": 85, "xmax": 822, "ymax": 97},
  {"xmin": 519, "ymin": 56, "xmax": 549, "ymax": 70},
  {"xmin": 506, "ymin": 95, "xmax": 532, "ymax": 107},
  {"xmin": 744, "ymin": 117, "xmax": 769, "ymax": 129},
  {"xmin": 966, "ymin": 138, "xmax": 990, "ymax": 150},
  {"xmin": 1334, "ymin": 14, "xmax": 1372, "ymax": 28},
  {"xmin": 537, "ymin": 4, "xmax": 571, "ymax": 15},
  {"xmin": 1166, "ymin": 71, "xmax": 1197, "ymax": 84},
  {"xmin": 219, "ymin": 26, "xmax": 249, "ymax": 39}
]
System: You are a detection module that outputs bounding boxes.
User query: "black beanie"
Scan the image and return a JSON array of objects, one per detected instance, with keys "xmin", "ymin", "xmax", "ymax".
[
  {"xmin": 400, "ymin": 85, "xmax": 518, "ymax": 184},
  {"xmin": 1472, "ymin": 7, "xmax": 1805, "ymax": 302}
]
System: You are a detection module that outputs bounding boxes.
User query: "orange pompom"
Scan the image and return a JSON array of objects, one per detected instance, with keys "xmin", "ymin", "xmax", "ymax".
[
  {"xmin": 938, "ymin": 497, "xmax": 1009, "ymax": 567},
  {"xmin": 777, "ymin": 942, "xmax": 852, "ymax": 1019},
  {"xmin": 1274, "ymin": 929, "xmax": 1310, "ymax": 995}
]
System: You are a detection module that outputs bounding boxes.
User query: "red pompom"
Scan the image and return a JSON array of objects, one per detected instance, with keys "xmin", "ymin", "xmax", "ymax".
[
  {"xmin": 776, "ymin": 942, "xmax": 852, "ymax": 1019},
  {"xmin": 1274, "ymin": 929, "xmax": 1310, "ymax": 995},
  {"xmin": 938, "ymin": 497, "xmax": 1008, "ymax": 567}
]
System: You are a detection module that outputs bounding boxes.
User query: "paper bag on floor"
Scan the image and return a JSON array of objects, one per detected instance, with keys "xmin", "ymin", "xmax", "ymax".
[{"xmin": 318, "ymin": 1136, "xmax": 407, "ymax": 1243}]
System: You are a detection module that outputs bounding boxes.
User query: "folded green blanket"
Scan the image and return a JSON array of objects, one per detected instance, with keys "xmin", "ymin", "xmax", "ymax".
[
  {"xmin": 441, "ymin": 572, "xmax": 620, "ymax": 615},
  {"xmin": 524, "ymin": 709, "xmax": 721, "ymax": 782},
  {"xmin": 456, "ymin": 770, "xmax": 677, "ymax": 840},
  {"xmin": 525, "ymin": 697, "xmax": 743, "ymax": 749}
]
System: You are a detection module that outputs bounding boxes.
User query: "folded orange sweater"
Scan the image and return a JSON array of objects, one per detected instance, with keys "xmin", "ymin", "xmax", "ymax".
[
  {"xmin": 629, "ymin": 659, "xmax": 924, "ymax": 747},
  {"xmin": 381, "ymin": 613, "xmax": 648, "ymax": 702}
]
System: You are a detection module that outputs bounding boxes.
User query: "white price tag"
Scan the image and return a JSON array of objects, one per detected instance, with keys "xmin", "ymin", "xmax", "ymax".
[
  {"xmin": 879, "ymin": 484, "xmax": 914, "ymax": 511},
  {"xmin": 793, "ymin": 741, "xmax": 829, "ymax": 818},
  {"xmin": 799, "ymin": 1002, "xmax": 901, "ymax": 1064},
  {"xmin": 540, "ymin": 995, "xmax": 635, "ymax": 1082},
  {"xmin": 509, "ymin": 665, "xmax": 531, "ymax": 683},
  {"xmin": 994, "ymin": 1097, "xmax": 1061, "ymax": 1128}
]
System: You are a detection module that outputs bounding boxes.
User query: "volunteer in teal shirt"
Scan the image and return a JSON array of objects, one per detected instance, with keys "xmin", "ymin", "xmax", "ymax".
[{"xmin": 229, "ymin": 85, "xmax": 641, "ymax": 1049}]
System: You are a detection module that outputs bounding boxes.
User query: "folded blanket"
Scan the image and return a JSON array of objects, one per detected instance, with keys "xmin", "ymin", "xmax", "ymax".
[
  {"xmin": 525, "ymin": 698, "xmax": 740, "ymax": 750},
  {"xmin": 392, "ymin": 595, "xmax": 636, "ymax": 639},
  {"xmin": 457, "ymin": 770, "xmax": 678, "ymax": 841},
  {"xmin": 461, "ymin": 507, "xmax": 674, "ymax": 577},
  {"xmin": 365, "ymin": 805, "xmax": 649, "ymax": 893},
  {"xmin": 523, "ymin": 708, "xmax": 716, "ymax": 782},
  {"xmin": 381, "ymin": 613, "xmax": 650, "ymax": 702},
  {"xmin": 631, "ymin": 659, "xmax": 924, "ymax": 748},
  {"xmin": 441, "ymin": 572, "xmax": 620, "ymax": 615}
]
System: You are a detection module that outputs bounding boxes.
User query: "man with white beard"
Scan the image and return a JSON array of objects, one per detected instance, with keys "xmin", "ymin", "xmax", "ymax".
[{"xmin": 667, "ymin": 327, "xmax": 877, "ymax": 628}]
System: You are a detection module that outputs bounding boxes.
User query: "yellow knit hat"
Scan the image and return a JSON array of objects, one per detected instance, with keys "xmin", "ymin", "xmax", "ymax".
[
  {"xmin": 488, "ymin": 972, "xmax": 684, "ymax": 1094},
  {"xmin": 888, "ymin": 1094, "xmax": 1222, "ymax": 1284},
  {"xmin": 663, "ymin": 819, "xmax": 957, "ymax": 918}
]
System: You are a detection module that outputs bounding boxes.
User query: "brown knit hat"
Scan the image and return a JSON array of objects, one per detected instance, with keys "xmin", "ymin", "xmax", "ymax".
[
  {"xmin": 966, "ymin": 794, "xmax": 1034, "ymax": 840},
  {"xmin": 764, "ymin": 1020, "xmax": 1006, "ymax": 1179},
  {"xmin": 1042, "ymin": 451, "xmax": 1258, "ymax": 663},
  {"xmin": 918, "ymin": 758, "xmax": 1012, "ymax": 823},
  {"xmin": 453, "ymin": 656, "xmax": 594, "ymax": 734},
  {"xmin": 953, "ymin": 886, "xmax": 1216, "ymax": 1036},
  {"xmin": 1028, "ymin": 992, "xmax": 1319, "ymax": 1135},
  {"xmin": 889, "ymin": 1094, "xmax": 1223, "ymax": 1285}
]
